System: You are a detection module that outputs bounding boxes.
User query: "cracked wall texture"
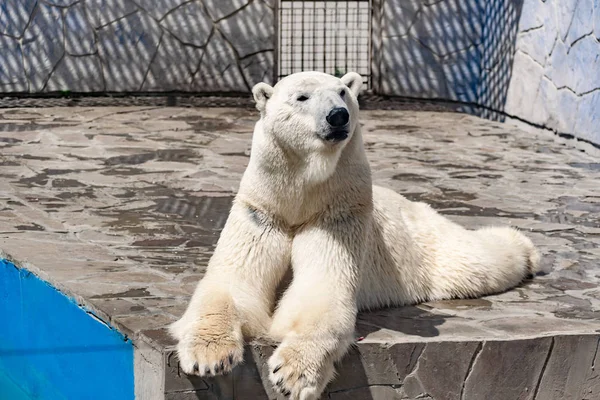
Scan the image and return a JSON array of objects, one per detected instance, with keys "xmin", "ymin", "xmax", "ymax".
[
  {"xmin": 375, "ymin": 0, "xmax": 600, "ymax": 145},
  {"xmin": 0, "ymin": 0, "xmax": 598, "ymax": 144},
  {"xmin": 0, "ymin": 0, "xmax": 275, "ymax": 93},
  {"xmin": 505, "ymin": 0, "xmax": 600, "ymax": 145}
]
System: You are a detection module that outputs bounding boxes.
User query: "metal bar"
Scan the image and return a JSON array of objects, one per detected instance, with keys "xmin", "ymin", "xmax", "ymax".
[
  {"xmin": 311, "ymin": 2, "xmax": 315, "ymax": 72},
  {"xmin": 353, "ymin": 4, "xmax": 356, "ymax": 74},
  {"xmin": 366, "ymin": 0, "xmax": 373, "ymax": 90},
  {"xmin": 333, "ymin": 1, "xmax": 338, "ymax": 76},
  {"xmin": 344, "ymin": 1, "xmax": 348, "ymax": 77},
  {"xmin": 323, "ymin": 1, "xmax": 327, "ymax": 74},
  {"xmin": 273, "ymin": 0, "xmax": 280, "ymax": 83},
  {"xmin": 288, "ymin": 6, "xmax": 293, "ymax": 75},
  {"xmin": 301, "ymin": 1, "xmax": 305, "ymax": 73}
]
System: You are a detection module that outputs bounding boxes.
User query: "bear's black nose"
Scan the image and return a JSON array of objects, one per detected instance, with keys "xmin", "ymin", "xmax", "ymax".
[{"xmin": 326, "ymin": 107, "xmax": 349, "ymax": 127}]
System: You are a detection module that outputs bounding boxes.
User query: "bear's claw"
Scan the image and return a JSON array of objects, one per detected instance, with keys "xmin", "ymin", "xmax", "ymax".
[
  {"xmin": 267, "ymin": 342, "xmax": 331, "ymax": 400},
  {"xmin": 172, "ymin": 310, "xmax": 245, "ymax": 378},
  {"xmin": 176, "ymin": 335, "xmax": 244, "ymax": 377}
]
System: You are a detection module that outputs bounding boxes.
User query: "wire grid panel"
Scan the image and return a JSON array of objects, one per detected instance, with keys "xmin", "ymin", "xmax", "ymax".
[{"xmin": 278, "ymin": 1, "xmax": 372, "ymax": 88}]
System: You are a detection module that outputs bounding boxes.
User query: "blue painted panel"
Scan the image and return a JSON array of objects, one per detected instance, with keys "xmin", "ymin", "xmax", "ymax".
[
  {"xmin": 0, "ymin": 370, "xmax": 31, "ymax": 400},
  {"xmin": 0, "ymin": 259, "xmax": 134, "ymax": 400}
]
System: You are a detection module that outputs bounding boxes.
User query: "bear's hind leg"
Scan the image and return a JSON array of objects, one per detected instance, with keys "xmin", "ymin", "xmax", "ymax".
[{"xmin": 425, "ymin": 222, "xmax": 540, "ymax": 300}]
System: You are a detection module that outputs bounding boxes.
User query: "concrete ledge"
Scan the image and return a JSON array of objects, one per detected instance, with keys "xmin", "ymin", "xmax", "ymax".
[
  {"xmin": 133, "ymin": 328, "xmax": 600, "ymax": 399},
  {"xmin": 1, "ymin": 107, "xmax": 599, "ymax": 399}
]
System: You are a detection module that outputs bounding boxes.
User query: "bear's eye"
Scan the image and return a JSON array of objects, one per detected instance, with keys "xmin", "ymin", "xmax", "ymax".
[
  {"xmin": 296, "ymin": 95, "xmax": 309, "ymax": 102},
  {"xmin": 339, "ymin": 89, "xmax": 346, "ymax": 98}
]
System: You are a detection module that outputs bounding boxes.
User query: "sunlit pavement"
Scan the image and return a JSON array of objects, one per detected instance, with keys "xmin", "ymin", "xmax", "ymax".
[{"xmin": 1, "ymin": 106, "xmax": 599, "ymax": 399}]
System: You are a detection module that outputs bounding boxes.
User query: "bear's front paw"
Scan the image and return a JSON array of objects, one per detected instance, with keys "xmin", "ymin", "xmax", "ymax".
[
  {"xmin": 173, "ymin": 316, "xmax": 244, "ymax": 377},
  {"xmin": 268, "ymin": 341, "xmax": 335, "ymax": 400}
]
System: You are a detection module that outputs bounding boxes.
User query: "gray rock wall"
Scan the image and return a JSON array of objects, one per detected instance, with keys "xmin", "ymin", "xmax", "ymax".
[
  {"xmin": 504, "ymin": 0, "xmax": 600, "ymax": 145},
  {"xmin": 0, "ymin": 0, "xmax": 275, "ymax": 93},
  {"xmin": 157, "ymin": 336, "xmax": 600, "ymax": 400},
  {"xmin": 374, "ymin": 0, "xmax": 522, "ymax": 107},
  {"xmin": 0, "ymin": 0, "xmax": 597, "ymax": 144},
  {"xmin": 375, "ymin": 0, "xmax": 600, "ymax": 145}
]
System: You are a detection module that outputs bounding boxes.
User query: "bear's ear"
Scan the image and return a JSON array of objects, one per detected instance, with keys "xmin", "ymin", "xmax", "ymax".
[
  {"xmin": 340, "ymin": 72, "xmax": 363, "ymax": 97},
  {"xmin": 252, "ymin": 82, "xmax": 274, "ymax": 113}
]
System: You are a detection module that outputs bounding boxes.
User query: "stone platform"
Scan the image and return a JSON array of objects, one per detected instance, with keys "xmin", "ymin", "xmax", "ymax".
[{"xmin": 1, "ymin": 106, "xmax": 599, "ymax": 399}]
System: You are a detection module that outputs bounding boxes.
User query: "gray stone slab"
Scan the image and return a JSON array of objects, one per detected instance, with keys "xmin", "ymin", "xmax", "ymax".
[
  {"xmin": 241, "ymin": 50, "xmax": 275, "ymax": 86},
  {"xmin": 96, "ymin": 11, "xmax": 162, "ymax": 91},
  {"xmin": 536, "ymin": 335, "xmax": 600, "ymax": 400},
  {"xmin": 134, "ymin": 0, "xmax": 190, "ymax": 20},
  {"xmin": 381, "ymin": 0, "xmax": 421, "ymax": 38},
  {"xmin": 203, "ymin": 0, "xmax": 249, "ymax": 21},
  {"xmin": 547, "ymin": 35, "xmax": 600, "ymax": 96},
  {"xmin": 504, "ymin": 50, "xmax": 544, "ymax": 121},
  {"xmin": 0, "ymin": 35, "xmax": 28, "ymax": 92},
  {"xmin": 381, "ymin": 35, "xmax": 449, "ymax": 98},
  {"xmin": 556, "ymin": 0, "xmax": 579, "ymax": 41},
  {"xmin": 64, "ymin": 2, "xmax": 97, "ymax": 56},
  {"xmin": 595, "ymin": 0, "xmax": 600, "ymax": 40},
  {"xmin": 1, "ymin": 107, "xmax": 600, "ymax": 398},
  {"xmin": 574, "ymin": 90, "xmax": 600, "ymax": 144},
  {"xmin": 441, "ymin": 44, "xmax": 483, "ymax": 103},
  {"xmin": 134, "ymin": 338, "xmax": 165, "ymax": 400},
  {"xmin": 141, "ymin": 32, "xmax": 204, "ymax": 92},
  {"xmin": 410, "ymin": 0, "xmax": 482, "ymax": 57},
  {"xmin": 160, "ymin": 2, "xmax": 212, "ymax": 48},
  {"xmin": 190, "ymin": 31, "xmax": 248, "ymax": 92},
  {"xmin": 462, "ymin": 338, "xmax": 552, "ymax": 400},
  {"xmin": 403, "ymin": 341, "xmax": 480, "ymax": 400},
  {"xmin": 45, "ymin": 55, "xmax": 105, "ymax": 92},
  {"xmin": 85, "ymin": 0, "xmax": 139, "ymax": 28},
  {"xmin": 329, "ymin": 344, "xmax": 402, "ymax": 392},
  {"xmin": 217, "ymin": 0, "xmax": 274, "ymax": 58},
  {"xmin": 564, "ymin": 0, "xmax": 594, "ymax": 46},
  {"xmin": 44, "ymin": 0, "xmax": 80, "ymax": 6},
  {"xmin": 0, "ymin": 0, "xmax": 37, "ymax": 37},
  {"xmin": 164, "ymin": 351, "xmax": 210, "ymax": 393},
  {"xmin": 329, "ymin": 386, "xmax": 404, "ymax": 400},
  {"xmin": 21, "ymin": 2, "xmax": 64, "ymax": 92}
]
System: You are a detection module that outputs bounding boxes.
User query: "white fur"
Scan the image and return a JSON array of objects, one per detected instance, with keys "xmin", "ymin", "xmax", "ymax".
[{"xmin": 170, "ymin": 71, "xmax": 540, "ymax": 399}]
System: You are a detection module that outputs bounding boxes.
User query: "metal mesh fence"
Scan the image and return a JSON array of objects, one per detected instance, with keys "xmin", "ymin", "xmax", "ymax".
[{"xmin": 278, "ymin": 0, "xmax": 372, "ymax": 88}]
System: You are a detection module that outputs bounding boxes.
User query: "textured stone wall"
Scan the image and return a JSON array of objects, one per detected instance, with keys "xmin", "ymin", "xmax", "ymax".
[
  {"xmin": 374, "ymin": 0, "xmax": 522, "ymax": 109},
  {"xmin": 504, "ymin": 0, "xmax": 600, "ymax": 145},
  {"xmin": 0, "ymin": 0, "xmax": 275, "ymax": 93},
  {"xmin": 375, "ymin": 0, "xmax": 600, "ymax": 145},
  {"xmin": 0, "ymin": 0, "xmax": 598, "ymax": 144}
]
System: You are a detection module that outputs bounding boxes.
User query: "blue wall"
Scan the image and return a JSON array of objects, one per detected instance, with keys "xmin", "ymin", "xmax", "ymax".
[{"xmin": 0, "ymin": 259, "xmax": 134, "ymax": 400}]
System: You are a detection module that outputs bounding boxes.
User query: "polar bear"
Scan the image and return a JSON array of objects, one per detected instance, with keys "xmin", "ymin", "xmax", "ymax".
[{"xmin": 170, "ymin": 71, "xmax": 540, "ymax": 399}]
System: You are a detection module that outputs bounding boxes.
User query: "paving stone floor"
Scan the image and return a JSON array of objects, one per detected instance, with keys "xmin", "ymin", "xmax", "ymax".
[{"xmin": 1, "ymin": 106, "xmax": 599, "ymax": 399}]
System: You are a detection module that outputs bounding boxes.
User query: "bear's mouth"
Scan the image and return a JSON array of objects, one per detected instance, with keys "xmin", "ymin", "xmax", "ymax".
[{"xmin": 322, "ymin": 129, "xmax": 349, "ymax": 143}]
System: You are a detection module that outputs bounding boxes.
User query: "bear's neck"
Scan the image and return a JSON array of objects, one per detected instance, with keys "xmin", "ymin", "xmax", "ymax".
[{"xmin": 237, "ymin": 125, "xmax": 372, "ymax": 225}]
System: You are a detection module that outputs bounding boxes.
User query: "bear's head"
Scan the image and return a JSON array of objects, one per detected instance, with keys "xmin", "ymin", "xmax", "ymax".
[
  {"xmin": 251, "ymin": 71, "xmax": 364, "ymax": 183},
  {"xmin": 252, "ymin": 71, "xmax": 363, "ymax": 151}
]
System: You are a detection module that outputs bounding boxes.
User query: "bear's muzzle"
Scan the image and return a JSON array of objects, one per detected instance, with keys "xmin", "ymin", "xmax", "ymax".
[{"xmin": 326, "ymin": 107, "xmax": 350, "ymax": 127}]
